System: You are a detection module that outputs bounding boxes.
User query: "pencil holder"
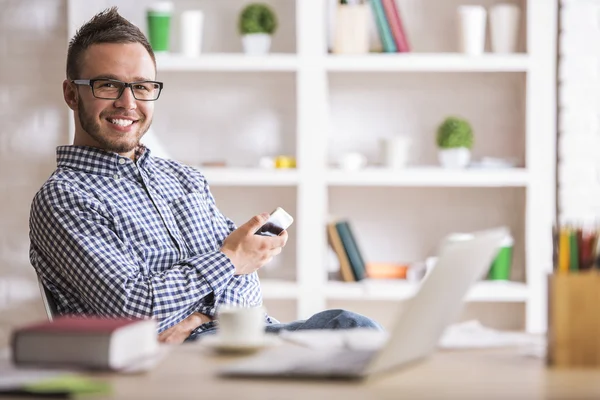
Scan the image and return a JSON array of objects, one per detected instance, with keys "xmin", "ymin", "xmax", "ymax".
[
  {"xmin": 547, "ymin": 271, "xmax": 600, "ymax": 368},
  {"xmin": 332, "ymin": 4, "xmax": 370, "ymax": 54}
]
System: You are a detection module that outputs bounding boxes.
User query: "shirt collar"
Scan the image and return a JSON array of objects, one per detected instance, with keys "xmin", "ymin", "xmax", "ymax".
[{"xmin": 56, "ymin": 145, "xmax": 153, "ymax": 178}]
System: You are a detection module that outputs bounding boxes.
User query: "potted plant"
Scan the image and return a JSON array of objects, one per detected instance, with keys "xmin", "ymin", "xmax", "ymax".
[
  {"xmin": 238, "ymin": 3, "xmax": 278, "ymax": 55},
  {"xmin": 436, "ymin": 116, "xmax": 474, "ymax": 169}
]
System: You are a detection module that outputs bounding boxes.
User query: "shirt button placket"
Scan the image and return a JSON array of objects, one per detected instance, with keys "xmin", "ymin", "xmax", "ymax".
[{"xmin": 115, "ymin": 158, "xmax": 126, "ymax": 180}]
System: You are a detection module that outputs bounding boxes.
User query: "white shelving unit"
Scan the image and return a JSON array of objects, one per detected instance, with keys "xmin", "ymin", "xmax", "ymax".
[
  {"xmin": 324, "ymin": 53, "xmax": 531, "ymax": 72},
  {"xmin": 67, "ymin": 0, "xmax": 557, "ymax": 333},
  {"xmin": 199, "ymin": 167, "xmax": 299, "ymax": 186},
  {"xmin": 156, "ymin": 53, "xmax": 298, "ymax": 71},
  {"xmin": 326, "ymin": 167, "xmax": 529, "ymax": 187},
  {"xmin": 157, "ymin": 53, "xmax": 531, "ymax": 72},
  {"xmin": 326, "ymin": 280, "xmax": 529, "ymax": 302},
  {"xmin": 260, "ymin": 280, "xmax": 299, "ymax": 299}
]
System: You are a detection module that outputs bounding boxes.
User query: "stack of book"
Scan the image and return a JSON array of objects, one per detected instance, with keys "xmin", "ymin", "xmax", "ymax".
[
  {"xmin": 370, "ymin": 0, "xmax": 410, "ymax": 53},
  {"xmin": 328, "ymin": 220, "xmax": 410, "ymax": 282},
  {"xmin": 327, "ymin": 220, "xmax": 368, "ymax": 282}
]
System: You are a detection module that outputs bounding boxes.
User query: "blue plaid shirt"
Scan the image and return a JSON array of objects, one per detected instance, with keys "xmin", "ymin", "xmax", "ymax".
[{"xmin": 29, "ymin": 145, "xmax": 270, "ymax": 333}]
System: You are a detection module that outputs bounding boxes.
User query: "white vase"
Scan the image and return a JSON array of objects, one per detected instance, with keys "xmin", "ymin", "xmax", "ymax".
[
  {"xmin": 242, "ymin": 33, "xmax": 272, "ymax": 55},
  {"xmin": 490, "ymin": 4, "xmax": 521, "ymax": 53},
  {"xmin": 438, "ymin": 148, "xmax": 471, "ymax": 169},
  {"xmin": 381, "ymin": 136, "xmax": 411, "ymax": 169},
  {"xmin": 457, "ymin": 6, "xmax": 487, "ymax": 55},
  {"xmin": 180, "ymin": 10, "xmax": 204, "ymax": 57}
]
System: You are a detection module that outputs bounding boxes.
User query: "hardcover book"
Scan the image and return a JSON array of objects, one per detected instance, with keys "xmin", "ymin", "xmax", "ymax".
[
  {"xmin": 11, "ymin": 316, "xmax": 159, "ymax": 371},
  {"xmin": 335, "ymin": 221, "xmax": 367, "ymax": 281}
]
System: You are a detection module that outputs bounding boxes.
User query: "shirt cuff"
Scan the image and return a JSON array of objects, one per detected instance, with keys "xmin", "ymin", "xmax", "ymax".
[{"xmin": 193, "ymin": 251, "xmax": 235, "ymax": 295}]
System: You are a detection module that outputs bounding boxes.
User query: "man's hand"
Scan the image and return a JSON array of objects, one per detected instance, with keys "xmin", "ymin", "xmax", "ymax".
[
  {"xmin": 220, "ymin": 213, "xmax": 288, "ymax": 275},
  {"xmin": 158, "ymin": 312, "xmax": 212, "ymax": 344}
]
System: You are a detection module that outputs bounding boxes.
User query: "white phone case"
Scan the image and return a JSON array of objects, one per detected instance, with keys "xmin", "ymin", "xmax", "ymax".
[{"xmin": 255, "ymin": 207, "xmax": 294, "ymax": 236}]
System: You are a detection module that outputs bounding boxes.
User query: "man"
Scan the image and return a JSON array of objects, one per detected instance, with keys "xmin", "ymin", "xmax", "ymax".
[{"xmin": 29, "ymin": 8, "xmax": 380, "ymax": 344}]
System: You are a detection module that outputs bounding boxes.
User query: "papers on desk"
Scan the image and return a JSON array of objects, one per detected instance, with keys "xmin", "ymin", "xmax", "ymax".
[
  {"xmin": 440, "ymin": 321, "xmax": 547, "ymax": 359},
  {"xmin": 0, "ymin": 351, "xmax": 110, "ymax": 397},
  {"xmin": 0, "ymin": 343, "xmax": 169, "ymax": 398},
  {"xmin": 439, "ymin": 320, "xmax": 543, "ymax": 349},
  {"xmin": 0, "ymin": 362, "xmax": 67, "ymax": 389}
]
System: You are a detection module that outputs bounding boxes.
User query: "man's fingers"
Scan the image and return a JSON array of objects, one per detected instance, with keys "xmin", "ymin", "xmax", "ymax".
[
  {"xmin": 241, "ymin": 213, "xmax": 270, "ymax": 234},
  {"xmin": 264, "ymin": 234, "xmax": 286, "ymax": 250},
  {"xmin": 278, "ymin": 231, "xmax": 288, "ymax": 246}
]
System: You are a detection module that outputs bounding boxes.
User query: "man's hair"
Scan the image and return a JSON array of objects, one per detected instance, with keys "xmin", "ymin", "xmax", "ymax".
[{"xmin": 66, "ymin": 7, "xmax": 155, "ymax": 79}]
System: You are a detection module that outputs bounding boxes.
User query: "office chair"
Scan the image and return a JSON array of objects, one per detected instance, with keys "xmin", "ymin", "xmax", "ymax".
[{"xmin": 37, "ymin": 277, "xmax": 58, "ymax": 321}]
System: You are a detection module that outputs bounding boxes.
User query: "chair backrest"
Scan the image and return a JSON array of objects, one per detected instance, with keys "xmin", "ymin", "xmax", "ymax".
[{"xmin": 37, "ymin": 277, "xmax": 58, "ymax": 321}]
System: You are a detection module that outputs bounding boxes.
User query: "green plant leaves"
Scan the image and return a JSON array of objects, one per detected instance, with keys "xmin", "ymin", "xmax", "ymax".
[
  {"xmin": 239, "ymin": 3, "xmax": 278, "ymax": 35},
  {"xmin": 436, "ymin": 116, "xmax": 474, "ymax": 149}
]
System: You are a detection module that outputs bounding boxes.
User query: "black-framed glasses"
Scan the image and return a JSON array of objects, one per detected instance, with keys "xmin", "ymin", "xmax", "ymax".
[{"xmin": 71, "ymin": 79, "xmax": 164, "ymax": 101}]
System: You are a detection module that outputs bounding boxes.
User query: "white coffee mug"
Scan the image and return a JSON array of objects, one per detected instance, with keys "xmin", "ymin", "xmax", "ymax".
[
  {"xmin": 382, "ymin": 136, "xmax": 411, "ymax": 169},
  {"xmin": 490, "ymin": 4, "xmax": 520, "ymax": 53},
  {"xmin": 180, "ymin": 10, "xmax": 204, "ymax": 57},
  {"xmin": 217, "ymin": 305, "xmax": 266, "ymax": 345},
  {"xmin": 457, "ymin": 6, "xmax": 487, "ymax": 55},
  {"xmin": 339, "ymin": 152, "xmax": 367, "ymax": 170}
]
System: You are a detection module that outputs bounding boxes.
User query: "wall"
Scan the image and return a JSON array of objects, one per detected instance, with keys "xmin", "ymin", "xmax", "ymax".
[
  {"xmin": 558, "ymin": 0, "xmax": 600, "ymax": 222},
  {"xmin": 0, "ymin": 0, "xmax": 67, "ymax": 307},
  {"xmin": 0, "ymin": 0, "xmax": 559, "ymax": 331}
]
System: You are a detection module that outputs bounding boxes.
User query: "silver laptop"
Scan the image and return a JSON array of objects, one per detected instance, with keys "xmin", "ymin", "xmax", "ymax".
[{"xmin": 220, "ymin": 227, "xmax": 507, "ymax": 380}]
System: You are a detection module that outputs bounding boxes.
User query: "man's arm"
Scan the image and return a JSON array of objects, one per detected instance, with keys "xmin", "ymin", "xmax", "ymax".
[{"xmin": 30, "ymin": 181, "xmax": 235, "ymax": 331}]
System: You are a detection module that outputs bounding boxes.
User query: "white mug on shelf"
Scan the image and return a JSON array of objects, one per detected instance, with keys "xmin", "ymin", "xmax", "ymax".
[
  {"xmin": 490, "ymin": 4, "xmax": 521, "ymax": 53},
  {"xmin": 457, "ymin": 5, "xmax": 487, "ymax": 55},
  {"xmin": 382, "ymin": 136, "xmax": 411, "ymax": 169},
  {"xmin": 339, "ymin": 152, "xmax": 367, "ymax": 170},
  {"xmin": 217, "ymin": 305, "xmax": 266, "ymax": 345},
  {"xmin": 180, "ymin": 10, "xmax": 204, "ymax": 57}
]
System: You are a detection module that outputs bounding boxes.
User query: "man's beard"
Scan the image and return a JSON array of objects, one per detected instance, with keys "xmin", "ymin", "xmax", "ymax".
[{"xmin": 77, "ymin": 98, "xmax": 150, "ymax": 154}]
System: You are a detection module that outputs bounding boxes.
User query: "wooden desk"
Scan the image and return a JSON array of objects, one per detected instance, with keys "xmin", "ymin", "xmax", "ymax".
[{"xmin": 80, "ymin": 344, "xmax": 600, "ymax": 399}]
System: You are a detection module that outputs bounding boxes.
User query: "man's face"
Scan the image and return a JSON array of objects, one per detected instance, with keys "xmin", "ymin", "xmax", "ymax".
[{"xmin": 67, "ymin": 42, "xmax": 156, "ymax": 156}]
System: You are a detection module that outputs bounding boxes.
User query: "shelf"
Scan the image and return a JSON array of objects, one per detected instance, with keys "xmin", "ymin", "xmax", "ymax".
[
  {"xmin": 197, "ymin": 168, "xmax": 299, "ymax": 186},
  {"xmin": 155, "ymin": 53, "xmax": 529, "ymax": 73},
  {"xmin": 326, "ymin": 167, "xmax": 529, "ymax": 187},
  {"xmin": 325, "ymin": 53, "xmax": 530, "ymax": 72},
  {"xmin": 466, "ymin": 281, "xmax": 530, "ymax": 302},
  {"xmin": 156, "ymin": 53, "xmax": 298, "ymax": 72},
  {"xmin": 326, "ymin": 280, "xmax": 529, "ymax": 303},
  {"xmin": 260, "ymin": 279, "xmax": 298, "ymax": 300}
]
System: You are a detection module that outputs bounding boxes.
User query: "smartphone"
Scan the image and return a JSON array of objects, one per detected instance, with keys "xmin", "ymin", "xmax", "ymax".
[{"xmin": 255, "ymin": 207, "xmax": 294, "ymax": 237}]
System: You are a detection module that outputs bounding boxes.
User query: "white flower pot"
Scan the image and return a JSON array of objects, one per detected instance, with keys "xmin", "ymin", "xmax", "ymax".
[
  {"xmin": 438, "ymin": 148, "xmax": 471, "ymax": 169},
  {"xmin": 242, "ymin": 33, "xmax": 272, "ymax": 55}
]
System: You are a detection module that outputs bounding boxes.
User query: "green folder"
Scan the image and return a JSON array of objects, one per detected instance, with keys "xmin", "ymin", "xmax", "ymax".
[
  {"xmin": 0, "ymin": 375, "xmax": 111, "ymax": 398},
  {"xmin": 335, "ymin": 221, "xmax": 367, "ymax": 281},
  {"xmin": 370, "ymin": 0, "xmax": 397, "ymax": 53}
]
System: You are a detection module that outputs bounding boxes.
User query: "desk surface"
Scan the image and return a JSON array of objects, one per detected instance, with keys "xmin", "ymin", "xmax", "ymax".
[{"xmin": 70, "ymin": 343, "xmax": 599, "ymax": 400}]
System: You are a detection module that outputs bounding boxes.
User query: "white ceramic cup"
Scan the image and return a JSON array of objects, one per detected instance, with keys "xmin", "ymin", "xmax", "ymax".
[
  {"xmin": 339, "ymin": 152, "xmax": 367, "ymax": 170},
  {"xmin": 180, "ymin": 10, "xmax": 204, "ymax": 57},
  {"xmin": 382, "ymin": 136, "xmax": 411, "ymax": 169},
  {"xmin": 217, "ymin": 305, "xmax": 266, "ymax": 345},
  {"xmin": 457, "ymin": 6, "xmax": 487, "ymax": 55},
  {"xmin": 490, "ymin": 4, "xmax": 520, "ymax": 53}
]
